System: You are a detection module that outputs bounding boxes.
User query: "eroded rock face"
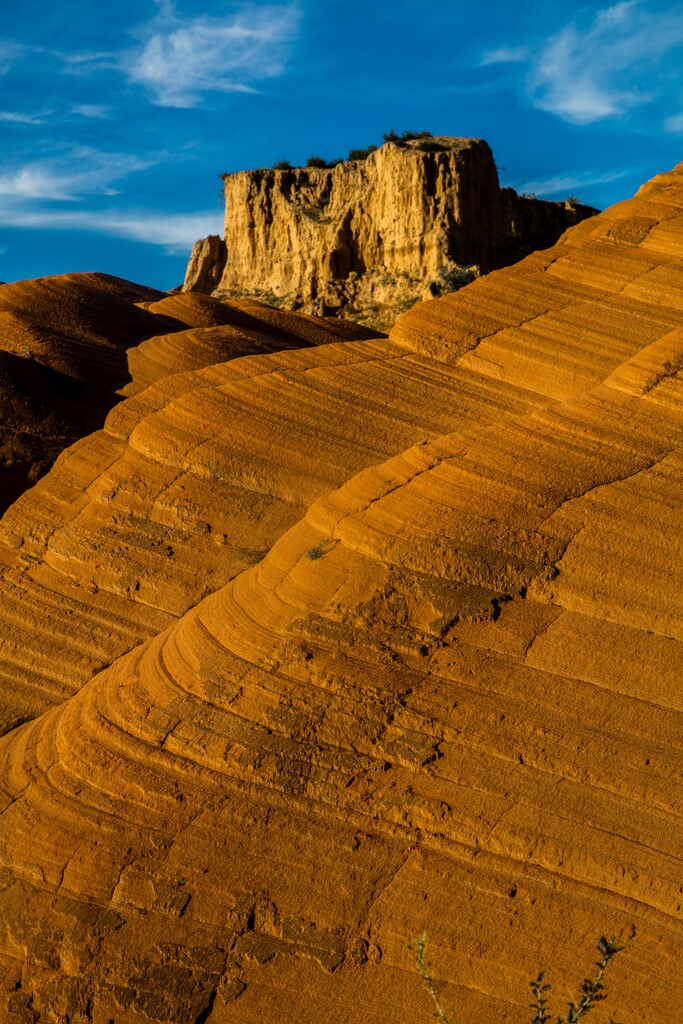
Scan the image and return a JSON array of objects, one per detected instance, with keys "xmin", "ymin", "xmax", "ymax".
[
  {"xmin": 183, "ymin": 235, "xmax": 227, "ymax": 293},
  {"xmin": 1, "ymin": 165, "xmax": 683, "ymax": 1022},
  {"xmin": 184, "ymin": 138, "xmax": 597, "ymax": 328}
]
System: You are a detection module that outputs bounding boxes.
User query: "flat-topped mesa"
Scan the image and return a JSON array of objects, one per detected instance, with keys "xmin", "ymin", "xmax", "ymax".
[{"xmin": 183, "ymin": 137, "xmax": 598, "ymax": 327}]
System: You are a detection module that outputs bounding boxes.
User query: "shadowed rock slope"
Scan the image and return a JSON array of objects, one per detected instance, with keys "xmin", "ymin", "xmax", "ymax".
[
  {"xmin": 0, "ymin": 273, "xmax": 168, "ymax": 512},
  {"xmin": 0, "ymin": 165, "xmax": 682, "ymax": 1022},
  {"xmin": 0, "ymin": 275, "xmax": 371, "ymax": 513}
]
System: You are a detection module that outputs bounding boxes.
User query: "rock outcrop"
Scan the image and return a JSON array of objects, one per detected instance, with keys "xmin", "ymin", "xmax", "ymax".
[
  {"xmin": 183, "ymin": 235, "xmax": 227, "ymax": 294},
  {"xmin": 1, "ymin": 164, "xmax": 682, "ymax": 1022},
  {"xmin": 184, "ymin": 137, "xmax": 598, "ymax": 328}
]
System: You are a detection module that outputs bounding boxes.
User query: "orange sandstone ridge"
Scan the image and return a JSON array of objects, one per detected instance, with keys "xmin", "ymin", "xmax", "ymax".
[
  {"xmin": 0, "ymin": 165, "xmax": 681, "ymax": 1022},
  {"xmin": 0, "ymin": 276, "xmax": 380, "ymax": 514}
]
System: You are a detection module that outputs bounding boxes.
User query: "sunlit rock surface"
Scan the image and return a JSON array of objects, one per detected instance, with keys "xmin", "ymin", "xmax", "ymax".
[
  {"xmin": 0, "ymin": 165, "xmax": 681, "ymax": 1023},
  {"xmin": 185, "ymin": 137, "xmax": 597, "ymax": 328}
]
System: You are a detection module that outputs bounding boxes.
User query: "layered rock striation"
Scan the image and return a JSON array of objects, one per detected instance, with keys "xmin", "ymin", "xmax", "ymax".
[
  {"xmin": 184, "ymin": 137, "xmax": 598, "ymax": 327},
  {"xmin": 0, "ymin": 276, "xmax": 378, "ymax": 513},
  {"xmin": 0, "ymin": 165, "xmax": 682, "ymax": 1022}
]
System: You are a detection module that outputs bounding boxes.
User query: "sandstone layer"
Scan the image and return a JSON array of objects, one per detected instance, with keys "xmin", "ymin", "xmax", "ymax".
[
  {"xmin": 0, "ymin": 273, "xmax": 168, "ymax": 512},
  {"xmin": 0, "ymin": 165, "xmax": 682, "ymax": 1022},
  {"xmin": 0, "ymin": 276, "xmax": 376, "ymax": 513},
  {"xmin": 184, "ymin": 137, "xmax": 597, "ymax": 328}
]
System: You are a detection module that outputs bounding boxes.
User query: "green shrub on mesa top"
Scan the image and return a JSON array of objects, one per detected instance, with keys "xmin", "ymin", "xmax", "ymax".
[{"xmin": 269, "ymin": 130, "xmax": 439, "ymax": 170}]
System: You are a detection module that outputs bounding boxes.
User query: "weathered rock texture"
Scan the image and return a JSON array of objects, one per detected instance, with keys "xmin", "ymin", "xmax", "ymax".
[
  {"xmin": 184, "ymin": 137, "xmax": 598, "ymax": 328},
  {"xmin": 0, "ymin": 165, "xmax": 682, "ymax": 1023},
  {"xmin": 0, "ymin": 273, "xmax": 168, "ymax": 512},
  {"xmin": 0, "ymin": 277, "xmax": 377, "ymax": 513}
]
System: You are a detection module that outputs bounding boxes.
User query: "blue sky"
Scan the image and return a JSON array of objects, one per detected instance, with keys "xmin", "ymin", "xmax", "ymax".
[{"xmin": 1, "ymin": 0, "xmax": 682, "ymax": 289}]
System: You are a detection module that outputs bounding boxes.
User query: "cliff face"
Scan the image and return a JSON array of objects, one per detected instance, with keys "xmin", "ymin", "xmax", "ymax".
[{"xmin": 184, "ymin": 138, "xmax": 598, "ymax": 327}]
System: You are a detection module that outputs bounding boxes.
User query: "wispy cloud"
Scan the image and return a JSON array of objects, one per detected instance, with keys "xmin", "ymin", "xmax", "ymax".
[
  {"xmin": 0, "ymin": 205, "xmax": 222, "ymax": 253},
  {"xmin": 514, "ymin": 168, "xmax": 629, "ymax": 198},
  {"xmin": 0, "ymin": 146, "xmax": 217, "ymax": 253},
  {"xmin": 482, "ymin": 3, "xmax": 683, "ymax": 127},
  {"xmin": 5, "ymin": 3, "xmax": 300, "ymax": 110},
  {"xmin": 120, "ymin": 1, "xmax": 301, "ymax": 107},
  {"xmin": 527, "ymin": 2, "xmax": 683, "ymax": 124},
  {"xmin": 71, "ymin": 103, "xmax": 109, "ymax": 119},
  {"xmin": 480, "ymin": 46, "xmax": 528, "ymax": 66},
  {"xmin": 0, "ymin": 111, "xmax": 44, "ymax": 124},
  {"xmin": 664, "ymin": 112, "xmax": 683, "ymax": 133},
  {"xmin": 0, "ymin": 149, "xmax": 151, "ymax": 201}
]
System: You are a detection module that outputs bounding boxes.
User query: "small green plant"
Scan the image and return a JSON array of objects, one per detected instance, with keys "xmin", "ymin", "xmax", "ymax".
[
  {"xmin": 413, "ymin": 934, "xmax": 626, "ymax": 1024},
  {"xmin": 412, "ymin": 933, "xmax": 451, "ymax": 1022},
  {"xmin": 565, "ymin": 195, "xmax": 581, "ymax": 204},
  {"xmin": 530, "ymin": 936, "xmax": 624, "ymax": 1024},
  {"xmin": 305, "ymin": 539, "xmax": 332, "ymax": 560},
  {"xmin": 348, "ymin": 144, "xmax": 379, "ymax": 161},
  {"xmin": 382, "ymin": 129, "xmax": 400, "ymax": 142},
  {"xmin": 306, "ymin": 155, "xmax": 328, "ymax": 167},
  {"xmin": 273, "ymin": 160, "xmax": 292, "ymax": 170}
]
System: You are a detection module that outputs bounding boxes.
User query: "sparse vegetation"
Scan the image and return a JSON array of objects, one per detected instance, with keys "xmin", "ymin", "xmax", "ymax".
[
  {"xmin": 265, "ymin": 130, "xmax": 440, "ymax": 172},
  {"xmin": 566, "ymin": 194, "xmax": 581, "ymax": 204},
  {"xmin": 348, "ymin": 144, "xmax": 379, "ymax": 161},
  {"xmin": 305, "ymin": 539, "xmax": 333, "ymax": 560},
  {"xmin": 411, "ymin": 934, "xmax": 626, "ymax": 1024},
  {"xmin": 400, "ymin": 129, "xmax": 434, "ymax": 142},
  {"xmin": 429, "ymin": 263, "xmax": 477, "ymax": 297},
  {"xmin": 412, "ymin": 932, "xmax": 451, "ymax": 1022},
  {"xmin": 383, "ymin": 129, "xmax": 436, "ymax": 148}
]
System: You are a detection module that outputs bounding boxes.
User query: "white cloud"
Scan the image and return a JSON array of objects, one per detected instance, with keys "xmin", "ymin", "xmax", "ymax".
[
  {"xmin": 480, "ymin": 46, "xmax": 528, "ymax": 66},
  {"xmin": 71, "ymin": 104, "xmax": 109, "ymax": 119},
  {"xmin": 514, "ymin": 168, "xmax": 628, "ymax": 198},
  {"xmin": 120, "ymin": 2, "xmax": 301, "ymax": 107},
  {"xmin": 0, "ymin": 205, "xmax": 221, "ymax": 253},
  {"xmin": 0, "ymin": 146, "xmax": 216, "ymax": 253},
  {"xmin": 664, "ymin": 111, "xmax": 683, "ymax": 133},
  {"xmin": 0, "ymin": 111, "xmax": 44, "ymax": 124},
  {"xmin": 0, "ymin": 150, "xmax": 151, "ymax": 201},
  {"xmin": 527, "ymin": 2, "xmax": 683, "ymax": 124}
]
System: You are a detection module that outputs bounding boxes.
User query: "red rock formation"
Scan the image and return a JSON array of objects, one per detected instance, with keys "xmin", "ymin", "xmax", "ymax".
[{"xmin": 0, "ymin": 164, "xmax": 682, "ymax": 1023}]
